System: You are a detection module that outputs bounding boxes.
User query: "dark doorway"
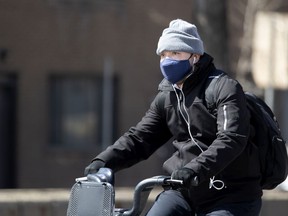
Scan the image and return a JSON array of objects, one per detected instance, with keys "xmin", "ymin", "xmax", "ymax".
[{"xmin": 0, "ymin": 74, "xmax": 17, "ymax": 188}]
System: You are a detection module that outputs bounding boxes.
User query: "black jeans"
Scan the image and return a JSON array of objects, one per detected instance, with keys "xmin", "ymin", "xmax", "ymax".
[
  {"xmin": 145, "ymin": 189, "xmax": 262, "ymax": 216},
  {"xmin": 146, "ymin": 189, "xmax": 194, "ymax": 216}
]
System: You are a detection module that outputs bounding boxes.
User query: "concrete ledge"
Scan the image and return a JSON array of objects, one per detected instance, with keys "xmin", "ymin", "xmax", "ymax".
[
  {"xmin": 0, "ymin": 188, "xmax": 287, "ymax": 216},
  {"xmin": 0, "ymin": 189, "xmax": 69, "ymax": 216}
]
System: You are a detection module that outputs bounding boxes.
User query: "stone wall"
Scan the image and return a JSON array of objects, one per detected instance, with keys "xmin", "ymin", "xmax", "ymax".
[{"xmin": 0, "ymin": 188, "xmax": 287, "ymax": 216}]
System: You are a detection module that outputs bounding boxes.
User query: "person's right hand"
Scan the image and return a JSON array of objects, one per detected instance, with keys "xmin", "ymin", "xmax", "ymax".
[
  {"xmin": 171, "ymin": 167, "xmax": 199, "ymax": 188},
  {"xmin": 84, "ymin": 160, "xmax": 105, "ymax": 176}
]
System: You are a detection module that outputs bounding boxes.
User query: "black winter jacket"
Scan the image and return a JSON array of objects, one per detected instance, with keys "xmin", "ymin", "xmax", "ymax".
[{"xmin": 95, "ymin": 53, "xmax": 262, "ymax": 212}]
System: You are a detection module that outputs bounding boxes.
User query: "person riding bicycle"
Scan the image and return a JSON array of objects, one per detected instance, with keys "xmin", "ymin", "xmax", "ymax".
[{"xmin": 85, "ymin": 19, "xmax": 262, "ymax": 216}]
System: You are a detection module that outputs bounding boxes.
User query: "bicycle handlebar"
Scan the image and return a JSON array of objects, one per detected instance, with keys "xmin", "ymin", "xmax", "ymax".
[
  {"xmin": 75, "ymin": 169, "xmax": 184, "ymax": 216},
  {"xmin": 121, "ymin": 176, "xmax": 183, "ymax": 216},
  {"xmin": 76, "ymin": 168, "xmax": 114, "ymax": 184}
]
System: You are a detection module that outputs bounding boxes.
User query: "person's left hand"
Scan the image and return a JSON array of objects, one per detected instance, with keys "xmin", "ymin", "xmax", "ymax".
[
  {"xmin": 171, "ymin": 167, "xmax": 199, "ymax": 187},
  {"xmin": 84, "ymin": 160, "xmax": 105, "ymax": 176}
]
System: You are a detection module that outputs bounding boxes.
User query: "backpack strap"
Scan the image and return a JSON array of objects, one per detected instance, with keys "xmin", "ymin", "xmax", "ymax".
[
  {"xmin": 158, "ymin": 70, "xmax": 225, "ymax": 115},
  {"xmin": 204, "ymin": 70, "xmax": 225, "ymax": 113}
]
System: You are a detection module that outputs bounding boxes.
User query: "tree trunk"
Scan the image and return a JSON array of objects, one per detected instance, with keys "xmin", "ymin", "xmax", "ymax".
[{"xmin": 192, "ymin": 0, "xmax": 229, "ymax": 74}]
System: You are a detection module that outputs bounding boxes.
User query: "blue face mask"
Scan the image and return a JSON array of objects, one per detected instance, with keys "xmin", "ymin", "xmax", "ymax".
[{"xmin": 160, "ymin": 57, "xmax": 192, "ymax": 84}]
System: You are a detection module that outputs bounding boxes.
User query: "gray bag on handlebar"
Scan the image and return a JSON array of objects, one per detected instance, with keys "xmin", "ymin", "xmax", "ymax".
[{"xmin": 67, "ymin": 169, "xmax": 115, "ymax": 216}]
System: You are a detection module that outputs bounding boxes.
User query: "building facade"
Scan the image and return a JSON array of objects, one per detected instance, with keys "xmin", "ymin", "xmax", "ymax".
[{"xmin": 1, "ymin": 0, "xmax": 287, "ymax": 189}]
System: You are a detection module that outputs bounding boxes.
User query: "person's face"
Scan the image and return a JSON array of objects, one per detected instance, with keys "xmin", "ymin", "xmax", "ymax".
[
  {"xmin": 159, "ymin": 51, "xmax": 200, "ymax": 85},
  {"xmin": 160, "ymin": 51, "xmax": 199, "ymax": 65},
  {"xmin": 160, "ymin": 51, "xmax": 191, "ymax": 61}
]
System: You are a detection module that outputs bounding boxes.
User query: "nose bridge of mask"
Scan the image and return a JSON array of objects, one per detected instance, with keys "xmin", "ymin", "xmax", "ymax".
[{"xmin": 161, "ymin": 57, "xmax": 181, "ymax": 65}]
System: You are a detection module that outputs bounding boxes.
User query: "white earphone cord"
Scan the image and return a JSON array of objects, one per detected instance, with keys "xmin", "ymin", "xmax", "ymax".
[{"xmin": 173, "ymin": 87, "xmax": 225, "ymax": 190}]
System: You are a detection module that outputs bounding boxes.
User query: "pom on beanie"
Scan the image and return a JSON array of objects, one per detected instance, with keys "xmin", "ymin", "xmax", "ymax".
[{"xmin": 156, "ymin": 19, "xmax": 204, "ymax": 55}]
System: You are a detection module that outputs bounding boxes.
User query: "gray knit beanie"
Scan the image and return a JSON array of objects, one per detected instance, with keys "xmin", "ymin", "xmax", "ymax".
[{"xmin": 156, "ymin": 19, "xmax": 204, "ymax": 55}]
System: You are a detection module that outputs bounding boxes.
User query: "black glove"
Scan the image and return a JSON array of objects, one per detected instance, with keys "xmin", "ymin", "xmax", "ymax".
[
  {"xmin": 171, "ymin": 167, "xmax": 199, "ymax": 188},
  {"xmin": 84, "ymin": 159, "xmax": 105, "ymax": 176}
]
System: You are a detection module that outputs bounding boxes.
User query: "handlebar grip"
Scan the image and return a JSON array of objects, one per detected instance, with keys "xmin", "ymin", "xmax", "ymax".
[
  {"xmin": 75, "ymin": 168, "xmax": 114, "ymax": 185},
  {"xmin": 167, "ymin": 176, "xmax": 199, "ymax": 187},
  {"xmin": 164, "ymin": 179, "xmax": 183, "ymax": 185}
]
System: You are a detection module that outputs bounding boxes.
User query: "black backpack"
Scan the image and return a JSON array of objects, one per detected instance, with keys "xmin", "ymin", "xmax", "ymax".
[{"xmin": 205, "ymin": 72, "xmax": 288, "ymax": 190}]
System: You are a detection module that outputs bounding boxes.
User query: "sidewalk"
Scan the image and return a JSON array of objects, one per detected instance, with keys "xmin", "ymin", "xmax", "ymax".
[{"xmin": 0, "ymin": 187, "xmax": 287, "ymax": 216}]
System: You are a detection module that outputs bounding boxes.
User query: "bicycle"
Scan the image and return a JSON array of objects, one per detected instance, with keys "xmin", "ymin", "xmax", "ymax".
[{"xmin": 67, "ymin": 168, "xmax": 183, "ymax": 216}]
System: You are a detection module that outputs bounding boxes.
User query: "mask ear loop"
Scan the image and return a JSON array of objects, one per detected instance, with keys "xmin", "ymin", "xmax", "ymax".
[
  {"xmin": 193, "ymin": 56, "xmax": 197, "ymax": 64},
  {"xmin": 188, "ymin": 54, "xmax": 197, "ymax": 73}
]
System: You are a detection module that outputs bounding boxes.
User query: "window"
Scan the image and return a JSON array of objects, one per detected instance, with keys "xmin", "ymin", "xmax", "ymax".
[
  {"xmin": 49, "ymin": 75, "xmax": 117, "ymax": 150},
  {"xmin": 48, "ymin": 0, "xmax": 125, "ymax": 10}
]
